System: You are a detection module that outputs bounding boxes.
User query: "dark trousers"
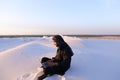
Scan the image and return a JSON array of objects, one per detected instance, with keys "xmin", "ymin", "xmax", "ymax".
[
  {"xmin": 41, "ymin": 57, "xmax": 51, "ymax": 63},
  {"xmin": 41, "ymin": 57, "xmax": 65, "ymax": 76}
]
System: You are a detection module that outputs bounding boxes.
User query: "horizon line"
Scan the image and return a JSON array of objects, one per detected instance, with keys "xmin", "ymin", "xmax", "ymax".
[{"xmin": 0, "ymin": 34, "xmax": 120, "ymax": 37}]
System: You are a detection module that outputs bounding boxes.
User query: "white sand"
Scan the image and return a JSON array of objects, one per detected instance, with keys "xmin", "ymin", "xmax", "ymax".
[{"xmin": 0, "ymin": 36, "xmax": 120, "ymax": 80}]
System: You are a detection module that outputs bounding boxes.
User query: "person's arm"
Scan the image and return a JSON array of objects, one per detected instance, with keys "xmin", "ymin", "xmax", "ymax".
[
  {"xmin": 57, "ymin": 48, "xmax": 72, "ymax": 66},
  {"xmin": 46, "ymin": 60, "xmax": 58, "ymax": 67}
]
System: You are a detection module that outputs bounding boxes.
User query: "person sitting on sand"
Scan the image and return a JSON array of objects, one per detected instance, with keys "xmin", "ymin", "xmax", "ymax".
[{"xmin": 38, "ymin": 35, "xmax": 74, "ymax": 80}]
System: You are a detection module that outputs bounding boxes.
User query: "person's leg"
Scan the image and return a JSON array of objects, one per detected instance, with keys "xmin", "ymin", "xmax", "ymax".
[
  {"xmin": 41, "ymin": 57, "xmax": 51, "ymax": 63},
  {"xmin": 37, "ymin": 74, "xmax": 47, "ymax": 80},
  {"xmin": 38, "ymin": 57, "xmax": 51, "ymax": 80},
  {"xmin": 37, "ymin": 67, "xmax": 54, "ymax": 80},
  {"xmin": 43, "ymin": 66, "xmax": 63, "ymax": 76},
  {"xmin": 38, "ymin": 66, "xmax": 64, "ymax": 80},
  {"xmin": 43, "ymin": 67, "xmax": 54, "ymax": 76}
]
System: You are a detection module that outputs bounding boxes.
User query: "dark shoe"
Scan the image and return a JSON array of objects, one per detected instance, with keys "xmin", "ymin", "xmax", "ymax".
[{"xmin": 37, "ymin": 74, "xmax": 47, "ymax": 80}]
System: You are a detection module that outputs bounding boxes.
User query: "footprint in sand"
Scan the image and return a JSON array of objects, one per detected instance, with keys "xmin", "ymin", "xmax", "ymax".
[
  {"xmin": 17, "ymin": 68, "xmax": 43, "ymax": 80},
  {"xmin": 17, "ymin": 67, "xmax": 66, "ymax": 80}
]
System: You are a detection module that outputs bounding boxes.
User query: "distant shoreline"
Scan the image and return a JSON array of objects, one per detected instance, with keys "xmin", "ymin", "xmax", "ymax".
[{"xmin": 0, "ymin": 35, "xmax": 120, "ymax": 39}]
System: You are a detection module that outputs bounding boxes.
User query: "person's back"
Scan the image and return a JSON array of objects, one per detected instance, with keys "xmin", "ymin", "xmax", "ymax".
[
  {"xmin": 53, "ymin": 40, "xmax": 73, "ymax": 73},
  {"xmin": 38, "ymin": 35, "xmax": 74, "ymax": 80}
]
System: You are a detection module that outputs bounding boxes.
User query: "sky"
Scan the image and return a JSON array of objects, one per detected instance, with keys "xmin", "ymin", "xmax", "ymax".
[{"xmin": 0, "ymin": 0, "xmax": 120, "ymax": 35}]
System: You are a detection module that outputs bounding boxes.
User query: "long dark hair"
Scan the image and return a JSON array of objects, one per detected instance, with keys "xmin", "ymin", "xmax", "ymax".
[
  {"xmin": 52, "ymin": 35, "xmax": 74, "ymax": 56},
  {"xmin": 52, "ymin": 35, "xmax": 67, "ymax": 48}
]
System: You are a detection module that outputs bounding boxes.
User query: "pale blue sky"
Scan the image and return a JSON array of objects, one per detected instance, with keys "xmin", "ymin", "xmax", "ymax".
[{"xmin": 0, "ymin": 0, "xmax": 120, "ymax": 35}]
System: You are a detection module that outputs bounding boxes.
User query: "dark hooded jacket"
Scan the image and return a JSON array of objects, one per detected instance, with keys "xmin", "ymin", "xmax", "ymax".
[
  {"xmin": 41, "ymin": 35, "xmax": 74, "ymax": 76},
  {"xmin": 52, "ymin": 35, "xmax": 74, "ymax": 71}
]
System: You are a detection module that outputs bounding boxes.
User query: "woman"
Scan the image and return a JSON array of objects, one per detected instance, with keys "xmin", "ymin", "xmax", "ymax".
[{"xmin": 38, "ymin": 35, "xmax": 74, "ymax": 80}]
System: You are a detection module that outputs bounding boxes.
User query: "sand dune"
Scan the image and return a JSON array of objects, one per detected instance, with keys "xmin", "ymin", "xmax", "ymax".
[{"xmin": 0, "ymin": 36, "xmax": 120, "ymax": 80}]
